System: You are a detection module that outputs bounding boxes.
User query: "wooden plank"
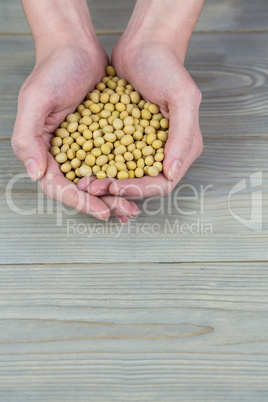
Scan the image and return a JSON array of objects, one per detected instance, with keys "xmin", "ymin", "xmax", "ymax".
[
  {"xmin": 0, "ymin": 33, "xmax": 268, "ymax": 139},
  {"xmin": 0, "ymin": 262, "xmax": 268, "ymax": 400},
  {"xmin": 1, "ymin": 0, "xmax": 268, "ymax": 34},
  {"xmin": 1, "ymin": 139, "xmax": 267, "ymax": 264}
]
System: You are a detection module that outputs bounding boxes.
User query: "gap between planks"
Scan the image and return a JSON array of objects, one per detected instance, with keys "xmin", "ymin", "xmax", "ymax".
[
  {"xmin": 1, "ymin": 261, "xmax": 268, "ymax": 267},
  {"xmin": 1, "ymin": 30, "xmax": 268, "ymax": 37}
]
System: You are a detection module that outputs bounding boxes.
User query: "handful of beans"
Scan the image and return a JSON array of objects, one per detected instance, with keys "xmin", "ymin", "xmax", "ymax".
[{"xmin": 50, "ymin": 66, "xmax": 169, "ymax": 183}]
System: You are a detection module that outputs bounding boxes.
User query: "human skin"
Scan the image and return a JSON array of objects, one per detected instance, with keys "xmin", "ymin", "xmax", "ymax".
[
  {"xmin": 12, "ymin": 0, "xmax": 204, "ymax": 221},
  {"xmin": 11, "ymin": 0, "xmax": 139, "ymax": 222},
  {"xmin": 79, "ymin": 0, "xmax": 205, "ymax": 199}
]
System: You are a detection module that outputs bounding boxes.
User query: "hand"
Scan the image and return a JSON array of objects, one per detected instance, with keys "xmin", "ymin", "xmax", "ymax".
[
  {"xmin": 79, "ymin": 0, "xmax": 203, "ymax": 199},
  {"xmin": 12, "ymin": 43, "xmax": 139, "ymax": 221}
]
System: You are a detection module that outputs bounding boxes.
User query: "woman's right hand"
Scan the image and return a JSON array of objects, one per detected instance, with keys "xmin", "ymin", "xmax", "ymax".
[{"xmin": 12, "ymin": 41, "xmax": 139, "ymax": 222}]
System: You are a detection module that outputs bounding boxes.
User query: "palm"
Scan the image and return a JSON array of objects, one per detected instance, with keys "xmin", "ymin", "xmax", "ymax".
[
  {"xmin": 104, "ymin": 40, "xmax": 203, "ymax": 198},
  {"xmin": 12, "ymin": 45, "xmax": 139, "ymax": 220}
]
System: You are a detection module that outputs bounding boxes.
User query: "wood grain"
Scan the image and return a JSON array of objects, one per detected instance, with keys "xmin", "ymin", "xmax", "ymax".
[
  {"xmin": 1, "ymin": 0, "xmax": 268, "ymax": 34},
  {"xmin": 1, "ymin": 33, "xmax": 268, "ymax": 139},
  {"xmin": 1, "ymin": 137, "xmax": 267, "ymax": 263},
  {"xmin": 0, "ymin": 263, "xmax": 267, "ymax": 401}
]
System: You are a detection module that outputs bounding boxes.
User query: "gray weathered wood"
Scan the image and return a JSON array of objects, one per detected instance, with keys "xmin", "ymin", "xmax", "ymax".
[
  {"xmin": 0, "ymin": 262, "xmax": 268, "ymax": 401},
  {"xmin": 1, "ymin": 138, "xmax": 267, "ymax": 263},
  {"xmin": 1, "ymin": 0, "xmax": 268, "ymax": 34},
  {"xmin": 1, "ymin": 33, "xmax": 268, "ymax": 139}
]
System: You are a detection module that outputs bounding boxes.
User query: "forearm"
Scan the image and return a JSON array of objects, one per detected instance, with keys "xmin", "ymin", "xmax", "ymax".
[
  {"xmin": 124, "ymin": 0, "xmax": 205, "ymax": 62},
  {"xmin": 21, "ymin": 0, "xmax": 97, "ymax": 60}
]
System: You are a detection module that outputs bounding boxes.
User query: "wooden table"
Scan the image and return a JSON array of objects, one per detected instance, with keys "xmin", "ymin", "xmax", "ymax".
[{"xmin": 0, "ymin": 1, "xmax": 267, "ymax": 400}]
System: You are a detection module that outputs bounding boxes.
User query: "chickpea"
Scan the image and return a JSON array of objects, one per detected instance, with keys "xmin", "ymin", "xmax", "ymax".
[
  {"xmin": 52, "ymin": 65, "xmax": 168, "ymax": 181},
  {"xmin": 80, "ymin": 165, "xmax": 92, "ymax": 177}
]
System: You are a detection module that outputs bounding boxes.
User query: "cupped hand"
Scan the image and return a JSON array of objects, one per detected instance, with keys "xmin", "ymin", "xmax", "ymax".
[
  {"xmin": 80, "ymin": 37, "xmax": 203, "ymax": 199},
  {"xmin": 12, "ymin": 43, "xmax": 139, "ymax": 221}
]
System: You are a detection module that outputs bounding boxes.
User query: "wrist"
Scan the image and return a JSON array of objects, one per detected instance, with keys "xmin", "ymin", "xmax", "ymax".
[
  {"xmin": 121, "ymin": 0, "xmax": 205, "ymax": 62},
  {"xmin": 22, "ymin": 0, "xmax": 99, "ymax": 62}
]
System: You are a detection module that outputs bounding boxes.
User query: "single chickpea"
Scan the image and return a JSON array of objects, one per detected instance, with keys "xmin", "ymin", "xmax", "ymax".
[
  {"xmin": 121, "ymin": 134, "xmax": 134, "ymax": 146},
  {"xmin": 83, "ymin": 130, "xmax": 93, "ymax": 140},
  {"xmin": 71, "ymin": 158, "xmax": 82, "ymax": 169},
  {"xmin": 124, "ymin": 152, "xmax": 134, "ymax": 161},
  {"xmin": 117, "ymin": 171, "xmax": 129, "ymax": 180},
  {"xmin": 91, "ymin": 148, "xmax": 102, "ymax": 158},
  {"xmin": 96, "ymin": 155, "xmax": 108, "ymax": 166},
  {"xmin": 76, "ymin": 136, "xmax": 86, "ymax": 146},
  {"xmin": 148, "ymin": 166, "xmax": 159, "ymax": 177},
  {"xmin": 106, "ymin": 165, "xmax": 117, "ymax": 178},
  {"xmin": 101, "ymin": 144, "xmax": 111, "ymax": 155},
  {"xmin": 61, "ymin": 144, "xmax": 69, "ymax": 153},
  {"xmin": 121, "ymin": 94, "xmax": 130, "ymax": 105},
  {"xmin": 100, "ymin": 93, "xmax": 110, "ymax": 104},
  {"xmin": 113, "ymin": 118, "xmax": 124, "ymax": 130},
  {"xmin": 96, "ymin": 171, "xmax": 107, "ymax": 179},
  {"xmin": 132, "ymin": 149, "xmax": 142, "ymax": 160},
  {"xmin": 142, "ymin": 146, "xmax": 154, "ymax": 156},
  {"xmin": 157, "ymin": 131, "xmax": 168, "ymax": 142},
  {"xmin": 52, "ymin": 137, "xmax": 62, "ymax": 147},
  {"xmin": 104, "ymin": 133, "xmax": 117, "ymax": 143},
  {"xmin": 152, "ymin": 140, "xmax": 163, "ymax": 149},
  {"xmin": 76, "ymin": 149, "xmax": 86, "ymax": 161},
  {"xmin": 83, "ymin": 141, "xmax": 94, "ymax": 152},
  {"xmin": 71, "ymin": 143, "xmax": 81, "ymax": 152},
  {"xmin": 115, "ymin": 162, "xmax": 127, "ymax": 171},
  {"xmin": 67, "ymin": 149, "xmax": 76, "ymax": 160},
  {"xmin": 80, "ymin": 165, "xmax": 92, "ymax": 177},
  {"xmin": 110, "ymin": 93, "xmax": 120, "ymax": 104},
  {"xmin": 66, "ymin": 171, "xmax": 76, "ymax": 181},
  {"xmin": 93, "ymin": 165, "xmax": 101, "ymax": 174},
  {"xmin": 127, "ymin": 161, "xmax": 136, "ymax": 170},
  {"xmin": 55, "ymin": 128, "xmax": 70, "ymax": 138},
  {"xmin": 67, "ymin": 113, "xmax": 80, "ymax": 123},
  {"xmin": 135, "ymin": 167, "xmax": 144, "ymax": 178},
  {"xmin": 85, "ymin": 154, "xmax": 96, "ymax": 167},
  {"xmin": 114, "ymin": 145, "xmax": 127, "ymax": 155},
  {"xmin": 50, "ymin": 146, "xmax": 60, "ymax": 156},
  {"xmin": 154, "ymin": 152, "xmax": 164, "ymax": 162},
  {"xmin": 124, "ymin": 125, "xmax": 135, "ymax": 135},
  {"xmin": 153, "ymin": 161, "xmax": 163, "ymax": 172},
  {"xmin": 160, "ymin": 118, "xmax": 169, "ymax": 129},
  {"xmin": 137, "ymin": 158, "xmax": 145, "ymax": 169},
  {"xmin": 144, "ymin": 155, "xmax": 154, "ymax": 166}
]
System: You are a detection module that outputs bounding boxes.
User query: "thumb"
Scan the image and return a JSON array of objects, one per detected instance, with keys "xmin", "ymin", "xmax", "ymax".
[
  {"xmin": 163, "ymin": 88, "xmax": 202, "ymax": 182},
  {"xmin": 11, "ymin": 86, "xmax": 48, "ymax": 181}
]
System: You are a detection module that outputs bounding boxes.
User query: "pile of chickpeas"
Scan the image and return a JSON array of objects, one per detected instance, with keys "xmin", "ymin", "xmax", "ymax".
[{"xmin": 50, "ymin": 66, "xmax": 169, "ymax": 183}]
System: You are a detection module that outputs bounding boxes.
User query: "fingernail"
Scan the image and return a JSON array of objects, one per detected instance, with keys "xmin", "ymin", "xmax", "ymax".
[
  {"xmin": 112, "ymin": 187, "xmax": 126, "ymax": 196},
  {"xmin": 95, "ymin": 213, "xmax": 108, "ymax": 221},
  {"xmin": 118, "ymin": 217, "xmax": 129, "ymax": 224},
  {"xmin": 168, "ymin": 160, "xmax": 181, "ymax": 181},
  {"xmin": 90, "ymin": 189, "xmax": 101, "ymax": 196},
  {"xmin": 25, "ymin": 159, "xmax": 42, "ymax": 181}
]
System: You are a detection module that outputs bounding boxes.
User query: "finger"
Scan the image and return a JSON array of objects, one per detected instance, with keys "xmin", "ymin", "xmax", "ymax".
[
  {"xmin": 163, "ymin": 87, "xmax": 202, "ymax": 182},
  {"xmin": 117, "ymin": 216, "xmax": 130, "ymax": 224},
  {"xmin": 78, "ymin": 177, "xmax": 115, "ymax": 196},
  {"xmin": 99, "ymin": 196, "xmax": 139, "ymax": 218},
  {"xmin": 39, "ymin": 152, "xmax": 111, "ymax": 220},
  {"xmin": 76, "ymin": 176, "xmax": 99, "ymax": 191},
  {"xmin": 109, "ymin": 174, "xmax": 173, "ymax": 198},
  {"xmin": 11, "ymin": 85, "xmax": 48, "ymax": 181}
]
